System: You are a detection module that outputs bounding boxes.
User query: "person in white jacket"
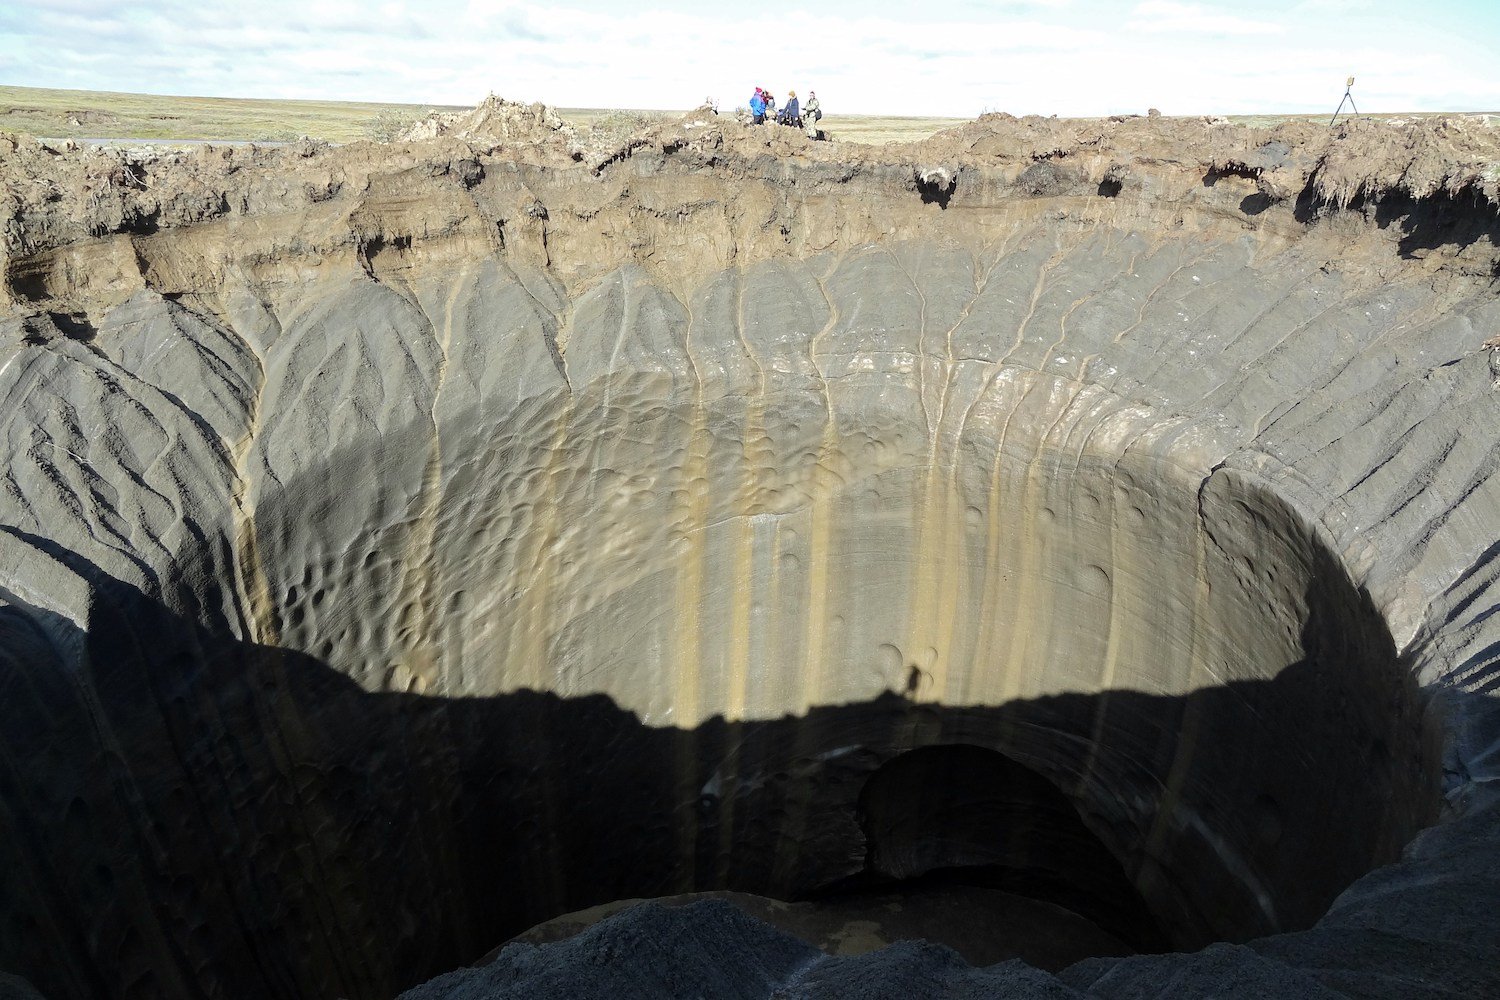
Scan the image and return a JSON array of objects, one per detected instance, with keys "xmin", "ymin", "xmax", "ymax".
[{"xmin": 803, "ymin": 91, "xmax": 822, "ymax": 139}]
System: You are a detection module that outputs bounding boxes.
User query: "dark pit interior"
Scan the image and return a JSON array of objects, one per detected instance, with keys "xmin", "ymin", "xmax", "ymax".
[{"xmin": 815, "ymin": 743, "xmax": 1169, "ymax": 953}]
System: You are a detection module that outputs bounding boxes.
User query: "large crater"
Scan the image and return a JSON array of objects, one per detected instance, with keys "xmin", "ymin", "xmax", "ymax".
[{"xmin": 1, "ymin": 111, "xmax": 1498, "ymax": 999}]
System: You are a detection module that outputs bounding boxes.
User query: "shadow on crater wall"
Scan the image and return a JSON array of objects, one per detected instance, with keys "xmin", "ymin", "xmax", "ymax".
[{"xmin": 0, "ymin": 545, "xmax": 1438, "ymax": 1000}]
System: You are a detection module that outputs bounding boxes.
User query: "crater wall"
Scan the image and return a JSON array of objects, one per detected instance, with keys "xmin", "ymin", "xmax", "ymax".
[{"xmin": 1, "ymin": 112, "xmax": 1498, "ymax": 999}]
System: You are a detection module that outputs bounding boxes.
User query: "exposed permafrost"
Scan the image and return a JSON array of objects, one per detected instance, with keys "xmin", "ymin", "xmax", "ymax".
[{"xmin": 0, "ymin": 108, "xmax": 1499, "ymax": 1000}]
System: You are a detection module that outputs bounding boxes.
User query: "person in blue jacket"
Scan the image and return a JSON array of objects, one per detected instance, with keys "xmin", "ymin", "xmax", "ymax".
[{"xmin": 749, "ymin": 88, "xmax": 766, "ymax": 124}]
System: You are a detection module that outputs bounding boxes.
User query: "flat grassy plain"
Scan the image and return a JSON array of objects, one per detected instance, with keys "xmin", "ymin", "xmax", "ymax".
[
  {"xmin": 2, "ymin": 85, "xmax": 1492, "ymax": 146},
  {"xmin": 1, "ymin": 85, "xmax": 969, "ymax": 145},
  {"xmin": 0, "ymin": 85, "xmax": 472, "ymax": 142}
]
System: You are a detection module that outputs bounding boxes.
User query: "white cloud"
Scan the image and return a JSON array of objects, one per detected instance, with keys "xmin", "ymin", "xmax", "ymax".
[
  {"xmin": 1127, "ymin": 1, "xmax": 1284, "ymax": 35},
  {"xmin": 1292, "ymin": 0, "xmax": 1373, "ymax": 11}
]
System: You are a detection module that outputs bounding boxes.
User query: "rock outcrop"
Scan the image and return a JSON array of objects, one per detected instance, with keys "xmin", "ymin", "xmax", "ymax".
[{"xmin": 1, "ymin": 108, "xmax": 1498, "ymax": 999}]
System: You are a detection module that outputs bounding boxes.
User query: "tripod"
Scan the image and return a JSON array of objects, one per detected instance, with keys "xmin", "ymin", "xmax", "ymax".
[{"xmin": 1330, "ymin": 76, "xmax": 1358, "ymax": 126}]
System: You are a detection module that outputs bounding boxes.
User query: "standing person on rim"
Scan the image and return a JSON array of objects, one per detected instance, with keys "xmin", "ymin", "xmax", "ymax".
[
  {"xmin": 747, "ymin": 86, "xmax": 768, "ymax": 122},
  {"xmin": 783, "ymin": 90, "xmax": 801, "ymax": 127},
  {"xmin": 749, "ymin": 87, "xmax": 766, "ymax": 124},
  {"xmin": 803, "ymin": 90, "xmax": 822, "ymax": 139}
]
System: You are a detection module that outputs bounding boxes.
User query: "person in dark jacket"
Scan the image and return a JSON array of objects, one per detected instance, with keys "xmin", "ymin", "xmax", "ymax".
[{"xmin": 783, "ymin": 91, "xmax": 801, "ymax": 127}]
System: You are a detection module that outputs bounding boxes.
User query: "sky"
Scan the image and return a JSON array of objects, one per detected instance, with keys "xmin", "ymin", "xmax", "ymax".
[{"xmin": 2, "ymin": 0, "xmax": 1498, "ymax": 117}]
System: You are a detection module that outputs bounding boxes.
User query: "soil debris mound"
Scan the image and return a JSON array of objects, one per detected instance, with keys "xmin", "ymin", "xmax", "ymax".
[{"xmin": 397, "ymin": 93, "xmax": 578, "ymax": 147}]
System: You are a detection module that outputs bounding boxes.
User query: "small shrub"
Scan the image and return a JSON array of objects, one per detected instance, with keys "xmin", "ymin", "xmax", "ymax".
[
  {"xmin": 589, "ymin": 110, "xmax": 670, "ymax": 145},
  {"xmin": 365, "ymin": 108, "xmax": 428, "ymax": 143}
]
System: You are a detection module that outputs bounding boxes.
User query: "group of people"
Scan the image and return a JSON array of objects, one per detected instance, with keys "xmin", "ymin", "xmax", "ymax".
[{"xmin": 748, "ymin": 87, "xmax": 823, "ymax": 138}]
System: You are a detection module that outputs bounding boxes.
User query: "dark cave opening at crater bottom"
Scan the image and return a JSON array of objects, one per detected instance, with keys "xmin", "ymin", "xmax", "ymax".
[{"xmin": 801, "ymin": 742, "xmax": 1172, "ymax": 956}]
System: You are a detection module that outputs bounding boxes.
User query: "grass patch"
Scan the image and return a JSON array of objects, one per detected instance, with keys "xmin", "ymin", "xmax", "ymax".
[{"xmin": 818, "ymin": 115, "xmax": 968, "ymax": 144}]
